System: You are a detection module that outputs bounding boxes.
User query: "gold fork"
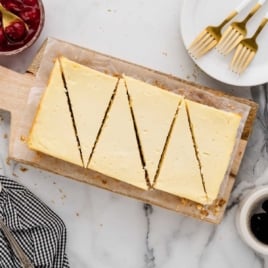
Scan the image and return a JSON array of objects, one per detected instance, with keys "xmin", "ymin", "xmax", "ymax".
[
  {"xmin": 217, "ymin": 0, "xmax": 266, "ymax": 55},
  {"xmin": 188, "ymin": 0, "xmax": 251, "ymax": 59},
  {"xmin": 230, "ymin": 12, "xmax": 268, "ymax": 74}
]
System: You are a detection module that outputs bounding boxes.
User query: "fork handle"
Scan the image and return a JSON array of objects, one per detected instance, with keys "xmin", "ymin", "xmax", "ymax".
[
  {"xmin": 219, "ymin": 11, "xmax": 238, "ymax": 28},
  {"xmin": 218, "ymin": 0, "xmax": 252, "ymax": 28},
  {"xmin": 243, "ymin": 1, "xmax": 264, "ymax": 24},
  {"xmin": 220, "ymin": 0, "xmax": 252, "ymax": 28},
  {"xmin": 235, "ymin": 0, "xmax": 252, "ymax": 12},
  {"xmin": 252, "ymin": 16, "xmax": 268, "ymax": 40}
]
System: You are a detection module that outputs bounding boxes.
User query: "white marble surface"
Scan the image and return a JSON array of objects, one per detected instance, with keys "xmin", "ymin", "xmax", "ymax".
[{"xmin": 0, "ymin": 0, "xmax": 268, "ymax": 267}]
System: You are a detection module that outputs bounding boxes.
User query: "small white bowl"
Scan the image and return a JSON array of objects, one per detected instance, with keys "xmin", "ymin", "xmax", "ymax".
[{"xmin": 236, "ymin": 186, "xmax": 268, "ymax": 264}]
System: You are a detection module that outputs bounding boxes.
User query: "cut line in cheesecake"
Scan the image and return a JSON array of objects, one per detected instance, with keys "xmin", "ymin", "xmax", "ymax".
[
  {"xmin": 59, "ymin": 58, "xmax": 85, "ymax": 167},
  {"xmin": 28, "ymin": 59, "xmax": 83, "ymax": 167},
  {"xmin": 185, "ymin": 101, "xmax": 208, "ymax": 200},
  {"xmin": 152, "ymin": 97, "xmax": 182, "ymax": 186},
  {"xmin": 124, "ymin": 80, "xmax": 150, "ymax": 188},
  {"xmin": 185, "ymin": 100, "xmax": 242, "ymax": 204}
]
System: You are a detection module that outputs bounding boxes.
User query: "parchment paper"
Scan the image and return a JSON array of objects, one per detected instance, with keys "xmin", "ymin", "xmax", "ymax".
[{"xmin": 22, "ymin": 37, "xmax": 251, "ymax": 221}]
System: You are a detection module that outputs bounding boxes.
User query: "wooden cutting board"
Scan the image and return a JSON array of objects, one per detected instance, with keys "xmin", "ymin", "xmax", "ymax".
[{"xmin": 0, "ymin": 39, "xmax": 258, "ymax": 224}]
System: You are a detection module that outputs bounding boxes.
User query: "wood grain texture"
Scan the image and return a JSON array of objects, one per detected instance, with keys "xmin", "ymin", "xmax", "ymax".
[
  {"xmin": 0, "ymin": 66, "xmax": 34, "ymax": 157},
  {"xmin": 0, "ymin": 39, "xmax": 258, "ymax": 224}
]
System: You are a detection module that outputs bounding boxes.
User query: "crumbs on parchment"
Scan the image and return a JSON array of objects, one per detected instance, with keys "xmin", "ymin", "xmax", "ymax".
[
  {"xmin": 19, "ymin": 166, "xmax": 28, "ymax": 172},
  {"xmin": 20, "ymin": 136, "xmax": 27, "ymax": 142}
]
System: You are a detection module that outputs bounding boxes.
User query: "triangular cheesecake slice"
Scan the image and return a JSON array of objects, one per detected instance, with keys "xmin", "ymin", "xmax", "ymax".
[
  {"xmin": 124, "ymin": 75, "xmax": 182, "ymax": 185},
  {"xmin": 154, "ymin": 100, "xmax": 207, "ymax": 205},
  {"xmin": 88, "ymin": 79, "xmax": 147, "ymax": 190},
  {"xmin": 59, "ymin": 57, "xmax": 118, "ymax": 167},
  {"xmin": 186, "ymin": 100, "xmax": 241, "ymax": 203},
  {"xmin": 28, "ymin": 59, "xmax": 82, "ymax": 167}
]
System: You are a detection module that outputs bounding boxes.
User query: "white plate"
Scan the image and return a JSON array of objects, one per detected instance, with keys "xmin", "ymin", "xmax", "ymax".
[{"xmin": 180, "ymin": 0, "xmax": 268, "ymax": 86}]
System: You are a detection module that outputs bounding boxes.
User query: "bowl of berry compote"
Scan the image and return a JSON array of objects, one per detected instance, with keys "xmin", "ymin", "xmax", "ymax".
[{"xmin": 0, "ymin": 0, "xmax": 44, "ymax": 55}]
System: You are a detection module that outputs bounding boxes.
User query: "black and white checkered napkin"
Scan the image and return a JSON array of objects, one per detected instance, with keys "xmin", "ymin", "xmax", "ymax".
[{"xmin": 0, "ymin": 176, "xmax": 69, "ymax": 267}]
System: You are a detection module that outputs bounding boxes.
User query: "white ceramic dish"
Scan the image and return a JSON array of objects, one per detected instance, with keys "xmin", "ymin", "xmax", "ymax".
[
  {"xmin": 236, "ymin": 186, "xmax": 268, "ymax": 266},
  {"xmin": 180, "ymin": 0, "xmax": 268, "ymax": 86}
]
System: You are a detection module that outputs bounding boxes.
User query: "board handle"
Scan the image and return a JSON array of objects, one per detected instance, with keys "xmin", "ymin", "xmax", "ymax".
[{"xmin": 0, "ymin": 66, "xmax": 34, "ymax": 114}]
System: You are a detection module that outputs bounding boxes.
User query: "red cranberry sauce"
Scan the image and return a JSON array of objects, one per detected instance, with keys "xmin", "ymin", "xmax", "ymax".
[{"xmin": 0, "ymin": 0, "xmax": 41, "ymax": 51}]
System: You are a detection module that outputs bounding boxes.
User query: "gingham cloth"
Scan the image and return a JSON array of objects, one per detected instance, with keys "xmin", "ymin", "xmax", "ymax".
[{"xmin": 0, "ymin": 176, "xmax": 69, "ymax": 268}]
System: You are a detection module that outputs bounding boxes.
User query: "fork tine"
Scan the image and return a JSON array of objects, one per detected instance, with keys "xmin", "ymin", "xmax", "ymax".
[
  {"xmin": 195, "ymin": 38, "xmax": 217, "ymax": 58},
  {"xmin": 192, "ymin": 35, "xmax": 215, "ymax": 58},
  {"xmin": 230, "ymin": 44, "xmax": 244, "ymax": 72},
  {"xmin": 218, "ymin": 27, "xmax": 233, "ymax": 47},
  {"xmin": 220, "ymin": 31, "xmax": 238, "ymax": 54},
  {"xmin": 230, "ymin": 44, "xmax": 247, "ymax": 72},
  {"xmin": 240, "ymin": 50, "xmax": 255, "ymax": 74},
  {"xmin": 230, "ymin": 44, "xmax": 243, "ymax": 72},
  {"xmin": 188, "ymin": 30, "xmax": 208, "ymax": 51},
  {"xmin": 237, "ymin": 48, "xmax": 251, "ymax": 73},
  {"xmin": 218, "ymin": 27, "xmax": 236, "ymax": 50},
  {"xmin": 224, "ymin": 32, "xmax": 243, "ymax": 55},
  {"xmin": 218, "ymin": 27, "xmax": 243, "ymax": 56},
  {"xmin": 234, "ymin": 46, "xmax": 248, "ymax": 73},
  {"xmin": 221, "ymin": 31, "xmax": 240, "ymax": 53},
  {"xmin": 189, "ymin": 33, "xmax": 214, "ymax": 59},
  {"xmin": 189, "ymin": 32, "xmax": 211, "ymax": 53}
]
